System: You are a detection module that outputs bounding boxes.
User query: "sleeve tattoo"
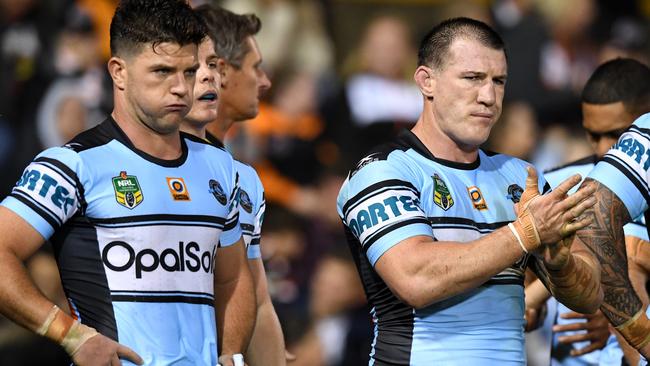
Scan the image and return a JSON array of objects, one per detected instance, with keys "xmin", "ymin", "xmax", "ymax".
[{"xmin": 577, "ymin": 178, "xmax": 642, "ymax": 325}]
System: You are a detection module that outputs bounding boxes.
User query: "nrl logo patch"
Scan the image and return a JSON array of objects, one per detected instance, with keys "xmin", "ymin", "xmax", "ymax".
[
  {"xmin": 112, "ymin": 171, "xmax": 143, "ymax": 209},
  {"xmin": 209, "ymin": 179, "xmax": 227, "ymax": 205},
  {"xmin": 507, "ymin": 184, "xmax": 524, "ymax": 203},
  {"xmin": 432, "ymin": 173, "xmax": 454, "ymax": 211},
  {"xmin": 239, "ymin": 189, "xmax": 253, "ymax": 213}
]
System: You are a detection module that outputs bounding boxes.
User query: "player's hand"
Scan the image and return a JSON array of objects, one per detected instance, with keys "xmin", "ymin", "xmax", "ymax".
[
  {"xmin": 553, "ymin": 310, "xmax": 609, "ymax": 356},
  {"xmin": 524, "ymin": 304, "xmax": 547, "ymax": 332},
  {"xmin": 218, "ymin": 354, "xmax": 248, "ymax": 366},
  {"xmin": 72, "ymin": 333, "xmax": 143, "ymax": 365},
  {"xmin": 517, "ymin": 166, "xmax": 596, "ymax": 248}
]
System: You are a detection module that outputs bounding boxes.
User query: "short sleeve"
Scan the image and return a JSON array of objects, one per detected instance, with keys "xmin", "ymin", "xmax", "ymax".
[
  {"xmin": 247, "ymin": 175, "xmax": 264, "ymax": 260},
  {"xmin": 1, "ymin": 147, "xmax": 83, "ymax": 239},
  {"xmin": 219, "ymin": 169, "xmax": 243, "ymax": 247},
  {"xmin": 337, "ymin": 156, "xmax": 433, "ymax": 266},
  {"xmin": 588, "ymin": 113, "xmax": 650, "ymax": 219}
]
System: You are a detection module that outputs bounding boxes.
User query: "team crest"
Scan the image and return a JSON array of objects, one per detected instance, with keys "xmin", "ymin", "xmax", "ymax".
[
  {"xmin": 507, "ymin": 184, "xmax": 524, "ymax": 203},
  {"xmin": 467, "ymin": 186, "xmax": 488, "ymax": 210},
  {"xmin": 112, "ymin": 171, "xmax": 143, "ymax": 209},
  {"xmin": 166, "ymin": 177, "xmax": 191, "ymax": 201},
  {"xmin": 209, "ymin": 179, "xmax": 227, "ymax": 205},
  {"xmin": 239, "ymin": 189, "xmax": 253, "ymax": 213},
  {"xmin": 432, "ymin": 173, "xmax": 454, "ymax": 211}
]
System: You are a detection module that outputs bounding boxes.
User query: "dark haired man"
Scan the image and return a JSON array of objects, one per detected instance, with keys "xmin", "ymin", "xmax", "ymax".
[
  {"xmin": 190, "ymin": 5, "xmax": 287, "ymax": 366},
  {"xmin": 529, "ymin": 58, "xmax": 650, "ymax": 365},
  {"xmin": 0, "ymin": 0, "xmax": 254, "ymax": 365},
  {"xmin": 337, "ymin": 17, "xmax": 602, "ymax": 364}
]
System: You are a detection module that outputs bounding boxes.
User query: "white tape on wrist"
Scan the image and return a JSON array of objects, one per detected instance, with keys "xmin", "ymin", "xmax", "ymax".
[
  {"xmin": 233, "ymin": 353, "xmax": 244, "ymax": 366},
  {"xmin": 508, "ymin": 222, "xmax": 528, "ymax": 253}
]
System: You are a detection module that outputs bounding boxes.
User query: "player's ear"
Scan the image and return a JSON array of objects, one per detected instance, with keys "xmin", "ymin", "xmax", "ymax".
[
  {"xmin": 414, "ymin": 65, "xmax": 435, "ymax": 99},
  {"xmin": 217, "ymin": 58, "xmax": 229, "ymax": 88},
  {"xmin": 108, "ymin": 57, "xmax": 127, "ymax": 91}
]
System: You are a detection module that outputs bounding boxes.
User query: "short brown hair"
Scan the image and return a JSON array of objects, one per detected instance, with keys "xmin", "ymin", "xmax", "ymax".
[{"xmin": 194, "ymin": 5, "xmax": 261, "ymax": 68}]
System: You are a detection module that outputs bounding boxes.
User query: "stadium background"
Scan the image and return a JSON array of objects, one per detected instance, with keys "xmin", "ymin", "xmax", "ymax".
[{"xmin": 0, "ymin": 0, "xmax": 648, "ymax": 364}]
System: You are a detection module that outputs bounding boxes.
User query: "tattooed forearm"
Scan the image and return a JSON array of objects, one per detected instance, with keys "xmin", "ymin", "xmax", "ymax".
[{"xmin": 577, "ymin": 179, "xmax": 641, "ymax": 325}]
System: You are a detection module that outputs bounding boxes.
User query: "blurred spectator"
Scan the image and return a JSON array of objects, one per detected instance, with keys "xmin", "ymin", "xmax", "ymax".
[
  {"xmin": 598, "ymin": 17, "xmax": 649, "ymax": 64},
  {"xmin": 229, "ymin": 67, "xmax": 335, "ymax": 216},
  {"xmin": 0, "ymin": 0, "xmax": 73, "ymax": 196},
  {"xmin": 222, "ymin": 0, "xmax": 334, "ymax": 76},
  {"xmin": 36, "ymin": 5, "xmax": 110, "ymax": 148},
  {"xmin": 491, "ymin": 0, "xmax": 550, "ymax": 108},
  {"xmin": 534, "ymin": 0, "xmax": 599, "ymax": 125},
  {"xmin": 322, "ymin": 15, "xmax": 421, "ymax": 169},
  {"xmin": 484, "ymin": 101, "xmax": 539, "ymax": 160},
  {"xmin": 76, "ymin": 0, "xmax": 117, "ymax": 61},
  {"xmin": 288, "ymin": 248, "xmax": 371, "ymax": 366}
]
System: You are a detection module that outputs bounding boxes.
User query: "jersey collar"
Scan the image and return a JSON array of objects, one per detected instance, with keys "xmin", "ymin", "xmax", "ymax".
[
  {"xmin": 106, "ymin": 117, "xmax": 189, "ymax": 168},
  {"xmin": 398, "ymin": 129, "xmax": 481, "ymax": 170}
]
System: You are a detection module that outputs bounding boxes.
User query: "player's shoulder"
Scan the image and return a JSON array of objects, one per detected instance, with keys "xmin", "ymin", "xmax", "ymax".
[
  {"xmin": 631, "ymin": 112, "xmax": 650, "ymax": 130},
  {"xmin": 545, "ymin": 155, "xmax": 597, "ymax": 175},
  {"xmin": 61, "ymin": 118, "xmax": 118, "ymax": 154},
  {"xmin": 183, "ymin": 131, "xmax": 236, "ymax": 166},
  {"xmin": 348, "ymin": 130, "xmax": 423, "ymax": 180}
]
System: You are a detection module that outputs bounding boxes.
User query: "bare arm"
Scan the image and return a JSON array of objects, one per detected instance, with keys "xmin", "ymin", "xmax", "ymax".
[
  {"xmin": 613, "ymin": 236, "xmax": 650, "ymax": 365},
  {"xmin": 0, "ymin": 207, "xmax": 142, "ymax": 365},
  {"xmin": 246, "ymin": 258, "xmax": 287, "ymax": 366},
  {"xmin": 576, "ymin": 179, "xmax": 650, "ymax": 356},
  {"xmin": 374, "ymin": 167, "xmax": 595, "ymax": 309},
  {"xmin": 531, "ymin": 235, "xmax": 603, "ymax": 314},
  {"xmin": 215, "ymin": 238, "xmax": 256, "ymax": 363}
]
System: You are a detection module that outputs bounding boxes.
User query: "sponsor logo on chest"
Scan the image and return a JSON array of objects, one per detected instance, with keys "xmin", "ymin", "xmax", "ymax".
[{"xmin": 166, "ymin": 177, "xmax": 191, "ymax": 201}]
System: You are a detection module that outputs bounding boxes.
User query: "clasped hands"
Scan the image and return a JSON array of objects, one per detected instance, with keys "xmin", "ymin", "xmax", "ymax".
[{"xmin": 511, "ymin": 166, "xmax": 596, "ymax": 268}]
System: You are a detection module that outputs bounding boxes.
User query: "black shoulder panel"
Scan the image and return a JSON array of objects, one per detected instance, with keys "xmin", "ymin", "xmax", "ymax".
[{"xmin": 62, "ymin": 118, "xmax": 118, "ymax": 153}]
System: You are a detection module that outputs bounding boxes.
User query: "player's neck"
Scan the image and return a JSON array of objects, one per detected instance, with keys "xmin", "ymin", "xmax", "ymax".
[
  {"xmin": 111, "ymin": 100, "xmax": 182, "ymax": 161},
  {"xmin": 207, "ymin": 115, "xmax": 235, "ymax": 142},
  {"xmin": 180, "ymin": 122, "xmax": 206, "ymax": 140},
  {"xmin": 412, "ymin": 111, "xmax": 479, "ymax": 164}
]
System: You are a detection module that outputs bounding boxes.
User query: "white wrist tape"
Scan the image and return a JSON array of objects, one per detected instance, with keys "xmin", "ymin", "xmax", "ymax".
[
  {"xmin": 508, "ymin": 222, "xmax": 528, "ymax": 253},
  {"xmin": 233, "ymin": 353, "xmax": 244, "ymax": 366}
]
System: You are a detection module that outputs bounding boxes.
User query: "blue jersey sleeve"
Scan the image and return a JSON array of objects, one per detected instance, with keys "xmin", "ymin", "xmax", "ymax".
[
  {"xmin": 247, "ymin": 172, "xmax": 264, "ymax": 260},
  {"xmin": 1, "ymin": 147, "xmax": 83, "ymax": 239},
  {"xmin": 220, "ymin": 168, "xmax": 243, "ymax": 247},
  {"xmin": 588, "ymin": 113, "xmax": 650, "ymax": 219},
  {"xmin": 337, "ymin": 156, "xmax": 433, "ymax": 266}
]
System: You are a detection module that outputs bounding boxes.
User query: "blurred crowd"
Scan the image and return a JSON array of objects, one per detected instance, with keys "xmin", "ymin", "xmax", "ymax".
[{"xmin": 0, "ymin": 0, "xmax": 648, "ymax": 365}]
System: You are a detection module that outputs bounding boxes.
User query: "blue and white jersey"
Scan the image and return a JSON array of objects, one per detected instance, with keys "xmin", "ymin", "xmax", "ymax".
[
  {"xmin": 2, "ymin": 118, "xmax": 242, "ymax": 366},
  {"xmin": 588, "ymin": 113, "xmax": 650, "ymax": 366},
  {"xmin": 337, "ymin": 130, "xmax": 548, "ymax": 365},
  {"xmin": 544, "ymin": 156, "xmax": 648, "ymax": 366},
  {"xmin": 589, "ymin": 113, "xmax": 650, "ymax": 225},
  {"xmin": 206, "ymin": 133, "xmax": 264, "ymax": 260}
]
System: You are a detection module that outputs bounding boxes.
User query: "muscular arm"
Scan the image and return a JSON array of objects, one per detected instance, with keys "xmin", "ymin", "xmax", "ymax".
[
  {"xmin": 576, "ymin": 179, "xmax": 641, "ymax": 325},
  {"xmin": 0, "ymin": 207, "xmax": 141, "ymax": 365},
  {"xmin": 613, "ymin": 236, "xmax": 650, "ymax": 365},
  {"xmin": 215, "ymin": 238, "xmax": 257, "ymax": 359},
  {"xmin": 375, "ymin": 169, "xmax": 595, "ymax": 309},
  {"xmin": 376, "ymin": 229, "xmax": 531, "ymax": 308},
  {"xmin": 246, "ymin": 259, "xmax": 286, "ymax": 366},
  {"xmin": 0, "ymin": 207, "xmax": 56, "ymax": 332},
  {"xmin": 531, "ymin": 236, "xmax": 603, "ymax": 314}
]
